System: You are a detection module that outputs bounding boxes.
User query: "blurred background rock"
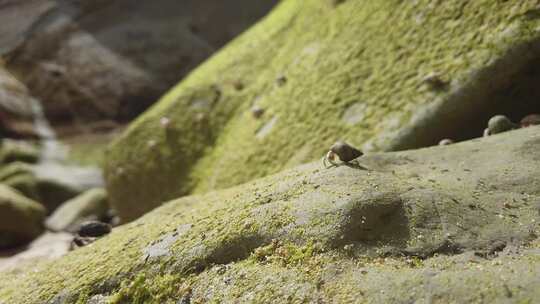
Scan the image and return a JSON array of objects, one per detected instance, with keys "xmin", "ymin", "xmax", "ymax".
[
  {"xmin": 1, "ymin": 0, "xmax": 277, "ymax": 133},
  {"xmin": 0, "ymin": 0, "xmax": 277, "ymax": 268}
]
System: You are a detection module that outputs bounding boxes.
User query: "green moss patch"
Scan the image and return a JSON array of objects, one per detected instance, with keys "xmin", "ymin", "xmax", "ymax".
[
  {"xmin": 2, "ymin": 126, "xmax": 539, "ymax": 303},
  {"xmin": 104, "ymin": 0, "xmax": 540, "ymax": 221}
]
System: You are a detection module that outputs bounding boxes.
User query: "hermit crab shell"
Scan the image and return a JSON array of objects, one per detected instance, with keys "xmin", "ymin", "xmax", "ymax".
[
  {"xmin": 487, "ymin": 115, "xmax": 518, "ymax": 135},
  {"xmin": 330, "ymin": 141, "xmax": 363, "ymax": 162}
]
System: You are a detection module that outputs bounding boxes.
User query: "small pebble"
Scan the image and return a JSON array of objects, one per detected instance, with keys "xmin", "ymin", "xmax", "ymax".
[
  {"xmin": 520, "ymin": 114, "xmax": 540, "ymax": 127},
  {"xmin": 103, "ymin": 209, "xmax": 121, "ymax": 227},
  {"xmin": 422, "ymin": 72, "xmax": 447, "ymax": 89},
  {"xmin": 276, "ymin": 75, "xmax": 287, "ymax": 87},
  {"xmin": 116, "ymin": 167, "xmax": 125, "ymax": 176},
  {"xmin": 194, "ymin": 113, "xmax": 206, "ymax": 122},
  {"xmin": 251, "ymin": 105, "xmax": 265, "ymax": 118},
  {"xmin": 71, "ymin": 236, "xmax": 97, "ymax": 249},
  {"xmin": 438, "ymin": 139, "xmax": 454, "ymax": 145},
  {"xmin": 160, "ymin": 117, "xmax": 171, "ymax": 128},
  {"xmin": 233, "ymin": 81, "xmax": 244, "ymax": 91}
]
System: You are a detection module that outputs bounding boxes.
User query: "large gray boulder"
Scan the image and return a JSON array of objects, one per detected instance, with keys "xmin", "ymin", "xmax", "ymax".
[
  {"xmin": 0, "ymin": 184, "xmax": 45, "ymax": 249},
  {"xmin": 2, "ymin": 0, "xmax": 277, "ymax": 127},
  {"xmin": 0, "ymin": 125, "xmax": 538, "ymax": 303}
]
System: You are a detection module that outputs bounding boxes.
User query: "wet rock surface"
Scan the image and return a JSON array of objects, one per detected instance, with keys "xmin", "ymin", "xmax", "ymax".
[{"xmin": 0, "ymin": 126, "xmax": 538, "ymax": 303}]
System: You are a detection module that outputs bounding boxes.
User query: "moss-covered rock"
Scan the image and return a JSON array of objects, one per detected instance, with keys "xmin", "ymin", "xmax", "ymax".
[
  {"xmin": 2, "ymin": 126, "xmax": 539, "ymax": 303},
  {"xmin": 63, "ymin": 132, "xmax": 116, "ymax": 167},
  {"xmin": 104, "ymin": 0, "xmax": 540, "ymax": 221},
  {"xmin": 0, "ymin": 162, "xmax": 40, "ymax": 200},
  {"xmin": 0, "ymin": 139, "xmax": 39, "ymax": 164},
  {"xmin": 0, "ymin": 184, "xmax": 45, "ymax": 249},
  {"xmin": 0, "ymin": 67, "xmax": 38, "ymax": 139},
  {"xmin": 36, "ymin": 178, "xmax": 82, "ymax": 214},
  {"xmin": 0, "ymin": 162, "xmax": 81, "ymax": 213}
]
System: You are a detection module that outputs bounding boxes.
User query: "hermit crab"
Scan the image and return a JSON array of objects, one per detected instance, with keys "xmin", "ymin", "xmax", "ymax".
[
  {"xmin": 323, "ymin": 141, "xmax": 364, "ymax": 168},
  {"xmin": 483, "ymin": 115, "xmax": 519, "ymax": 137}
]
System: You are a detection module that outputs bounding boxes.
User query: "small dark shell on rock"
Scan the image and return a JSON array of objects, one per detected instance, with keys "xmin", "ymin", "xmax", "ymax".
[
  {"xmin": 422, "ymin": 72, "xmax": 448, "ymax": 89},
  {"xmin": 233, "ymin": 81, "xmax": 244, "ymax": 91},
  {"xmin": 276, "ymin": 75, "xmax": 287, "ymax": 87},
  {"xmin": 330, "ymin": 141, "xmax": 363, "ymax": 162},
  {"xmin": 487, "ymin": 115, "xmax": 518, "ymax": 135},
  {"xmin": 78, "ymin": 220, "xmax": 112, "ymax": 237},
  {"xmin": 330, "ymin": 0, "xmax": 346, "ymax": 6},
  {"xmin": 251, "ymin": 105, "xmax": 265, "ymax": 118},
  {"xmin": 520, "ymin": 114, "xmax": 540, "ymax": 127}
]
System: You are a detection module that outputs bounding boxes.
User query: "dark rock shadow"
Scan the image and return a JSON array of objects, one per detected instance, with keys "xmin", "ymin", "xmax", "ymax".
[
  {"xmin": 389, "ymin": 39, "xmax": 540, "ymax": 150},
  {"xmin": 336, "ymin": 198, "xmax": 410, "ymax": 249}
]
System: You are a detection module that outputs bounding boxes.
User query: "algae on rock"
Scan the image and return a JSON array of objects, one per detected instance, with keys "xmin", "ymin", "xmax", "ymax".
[
  {"xmin": 1, "ymin": 126, "xmax": 539, "ymax": 303},
  {"xmin": 104, "ymin": 0, "xmax": 540, "ymax": 221},
  {"xmin": 0, "ymin": 184, "xmax": 45, "ymax": 249},
  {"xmin": 0, "ymin": 162, "xmax": 82, "ymax": 213},
  {"xmin": 0, "ymin": 139, "xmax": 39, "ymax": 164}
]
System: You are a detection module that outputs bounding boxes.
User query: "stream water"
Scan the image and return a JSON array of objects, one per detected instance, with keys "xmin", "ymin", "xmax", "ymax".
[
  {"xmin": 30, "ymin": 96, "xmax": 67, "ymax": 162},
  {"xmin": 28, "ymin": 97, "xmax": 104, "ymax": 189}
]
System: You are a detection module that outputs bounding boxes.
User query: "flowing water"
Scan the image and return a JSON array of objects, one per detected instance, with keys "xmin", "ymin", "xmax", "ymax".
[
  {"xmin": 29, "ymin": 97, "xmax": 104, "ymax": 189},
  {"xmin": 29, "ymin": 96, "xmax": 67, "ymax": 162}
]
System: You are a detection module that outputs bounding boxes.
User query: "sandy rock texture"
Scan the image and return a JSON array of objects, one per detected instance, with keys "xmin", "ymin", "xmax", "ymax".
[{"xmin": 0, "ymin": 125, "xmax": 538, "ymax": 303}]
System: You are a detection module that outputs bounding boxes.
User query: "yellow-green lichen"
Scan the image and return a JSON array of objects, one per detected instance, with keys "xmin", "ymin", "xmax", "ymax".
[
  {"xmin": 1, "ymin": 126, "xmax": 540, "ymax": 303},
  {"xmin": 63, "ymin": 132, "xmax": 115, "ymax": 167},
  {"xmin": 104, "ymin": 0, "xmax": 540, "ymax": 221}
]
